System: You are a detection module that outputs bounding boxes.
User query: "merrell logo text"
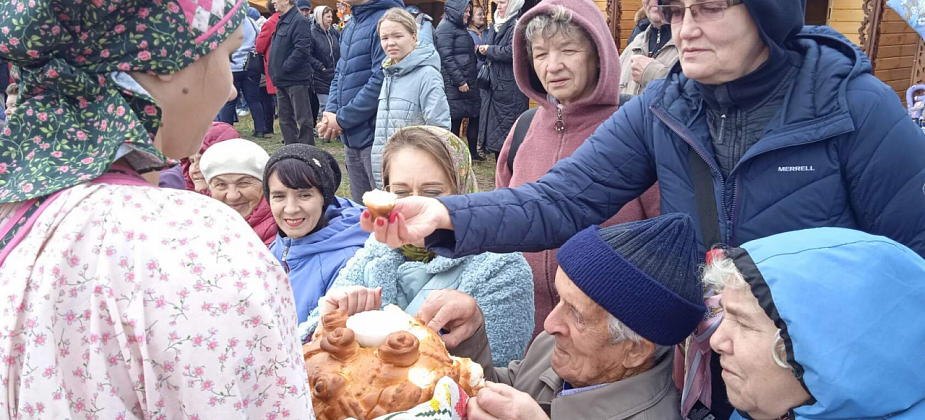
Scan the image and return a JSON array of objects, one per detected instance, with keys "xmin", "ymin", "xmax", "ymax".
[{"xmin": 778, "ymin": 166, "xmax": 815, "ymax": 172}]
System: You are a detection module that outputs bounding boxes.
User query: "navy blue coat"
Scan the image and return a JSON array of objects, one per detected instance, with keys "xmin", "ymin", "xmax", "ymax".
[
  {"xmin": 428, "ymin": 27, "xmax": 925, "ymax": 258},
  {"xmin": 435, "ymin": 0, "xmax": 480, "ymax": 119},
  {"xmin": 269, "ymin": 7, "xmax": 315, "ymax": 88},
  {"xmin": 326, "ymin": 0, "xmax": 405, "ymax": 149},
  {"xmin": 309, "ymin": 21, "xmax": 341, "ymax": 94}
]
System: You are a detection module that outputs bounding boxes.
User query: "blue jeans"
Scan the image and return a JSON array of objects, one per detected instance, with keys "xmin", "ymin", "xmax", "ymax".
[{"xmin": 217, "ymin": 71, "xmax": 265, "ymax": 130}]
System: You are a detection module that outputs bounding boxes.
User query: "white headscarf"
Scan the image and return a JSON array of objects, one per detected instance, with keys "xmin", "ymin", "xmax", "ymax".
[
  {"xmin": 493, "ymin": 0, "xmax": 525, "ymax": 31},
  {"xmin": 313, "ymin": 6, "xmax": 332, "ymax": 29}
]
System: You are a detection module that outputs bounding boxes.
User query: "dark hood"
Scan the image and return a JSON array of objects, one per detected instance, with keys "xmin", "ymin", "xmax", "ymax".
[{"xmin": 444, "ymin": 0, "xmax": 470, "ymax": 28}]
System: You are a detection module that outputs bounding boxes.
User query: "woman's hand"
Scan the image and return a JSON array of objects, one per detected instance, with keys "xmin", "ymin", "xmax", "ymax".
[
  {"xmin": 359, "ymin": 196, "xmax": 452, "ymax": 249},
  {"xmin": 318, "ymin": 286, "xmax": 383, "ymax": 317},
  {"xmin": 478, "ymin": 45, "xmax": 489, "ymax": 55},
  {"xmin": 459, "ymin": 83, "xmax": 470, "ymax": 93}
]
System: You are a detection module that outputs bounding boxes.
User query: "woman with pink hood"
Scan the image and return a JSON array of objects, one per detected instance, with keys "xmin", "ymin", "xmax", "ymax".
[{"xmin": 495, "ymin": 0, "xmax": 660, "ymax": 340}]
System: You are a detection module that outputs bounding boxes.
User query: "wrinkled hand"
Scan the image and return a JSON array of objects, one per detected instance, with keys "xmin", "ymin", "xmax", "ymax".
[
  {"xmin": 630, "ymin": 55, "xmax": 654, "ymax": 83},
  {"xmin": 359, "ymin": 196, "xmax": 452, "ymax": 249},
  {"xmin": 478, "ymin": 45, "xmax": 489, "ymax": 55},
  {"xmin": 417, "ymin": 290, "xmax": 483, "ymax": 349},
  {"xmin": 459, "ymin": 83, "xmax": 470, "ymax": 93},
  {"xmin": 318, "ymin": 286, "xmax": 382, "ymax": 317},
  {"xmin": 467, "ymin": 382, "xmax": 550, "ymax": 420},
  {"xmin": 317, "ymin": 111, "xmax": 343, "ymax": 140}
]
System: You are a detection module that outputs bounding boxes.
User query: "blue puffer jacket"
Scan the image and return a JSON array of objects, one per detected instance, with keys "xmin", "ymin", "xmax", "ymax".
[
  {"xmin": 269, "ymin": 197, "xmax": 369, "ymax": 324},
  {"xmin": 428, "ymin": 27, "xmax": 925, "ymax": 258},
  {"xmin": 299, "ymin": 235, "xmax": 534, "ymax": 367},
  {"xmin": 326, "ymin": 0, "xmax": 405, "ymax": 149},
  {"xmin": 728, "ymin": 228, "xmax": 925, "ymax": 419}
]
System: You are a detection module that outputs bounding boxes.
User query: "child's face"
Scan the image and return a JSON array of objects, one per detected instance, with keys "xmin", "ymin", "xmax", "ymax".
[{"xmin": 5, "ymin": 94, "xmax": 16, "ymax": 118}]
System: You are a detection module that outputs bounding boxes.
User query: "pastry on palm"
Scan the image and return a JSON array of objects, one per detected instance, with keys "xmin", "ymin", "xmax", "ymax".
[{"xmin": 304, "ymin": 306, "xmax": 485, "ymax": 420}]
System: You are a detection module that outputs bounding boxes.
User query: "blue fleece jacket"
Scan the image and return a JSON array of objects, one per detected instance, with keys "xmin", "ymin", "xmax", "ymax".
[
  {"xmin": 270, "ymin": 197, "xmax": 368, "ymax": 324},
  {"xmin": 299, "ymin": 235, "xmax": 534, "ymax": 366},
  {"xmin": 729, "ymin": 228, "xmax": 925, "ymax": 419}
]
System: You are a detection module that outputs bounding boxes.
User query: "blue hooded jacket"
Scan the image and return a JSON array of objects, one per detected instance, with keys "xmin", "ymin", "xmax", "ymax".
[
  {"xmin": 326, "ymin": 0, "xmax": 405, "ymax": 149},
  {"xmin": 728, "ymin": 228, "xmax": 925, "ymax": 419},
  {"xmin": 427, "ymin": 26, "xmax": 925, "ymax": 259},
  {"xmin": 270, "ymin": 197, "xmax": 369, "ymax": 323}
]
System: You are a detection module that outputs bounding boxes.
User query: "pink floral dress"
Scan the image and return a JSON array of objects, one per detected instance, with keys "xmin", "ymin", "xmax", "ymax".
[{"xmin": 0, "ymin": 181, "xmax": 314, "ymax": 420}]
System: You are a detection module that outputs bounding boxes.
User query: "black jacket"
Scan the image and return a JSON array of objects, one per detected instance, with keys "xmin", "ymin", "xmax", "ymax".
[
  {"xmin": 309, "ymin": 21, "xmax": 341, "ymax": 94},
  {"xmin": 269, "ymin": 7, "xmax": 315, "ymax": 88},
  {"xmin": 477, "ymin": 15, "xmax": 529, "ymax": 152},
  {"xmin": 435, "ymin": 0, "xmax": 480, "ymax": 119}
]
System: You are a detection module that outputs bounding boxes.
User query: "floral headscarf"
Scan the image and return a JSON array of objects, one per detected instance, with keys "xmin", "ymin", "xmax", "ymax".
[
  {"xmin": 0, "ymin": 0, "xmax": 246, "ymax": 203},
  {"xmin": 390, "ymin": 126, "xmax": 479, "ymax": 195}
]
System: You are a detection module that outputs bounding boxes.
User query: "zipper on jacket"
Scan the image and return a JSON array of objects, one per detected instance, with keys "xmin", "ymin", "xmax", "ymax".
[
  {"xmin": 282, "ymin": 246, "xmax": 291, "ymax": 273},
  {"xmin": 555, "ymin": 106, "xmax": 565, "ymax": 133},
  {"xmin": 653, "ymin": 107, "xmax": 731, "ymax": 247}
]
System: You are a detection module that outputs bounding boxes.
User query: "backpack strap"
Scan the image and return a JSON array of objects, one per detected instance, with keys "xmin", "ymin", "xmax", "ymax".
[
  {"xmin": 688, "ymin": 149, "xmax": 722, "ymax": 250},
  {"xmin": 507, "ymin": 107, "xmax": 539, "ymax": 174}
]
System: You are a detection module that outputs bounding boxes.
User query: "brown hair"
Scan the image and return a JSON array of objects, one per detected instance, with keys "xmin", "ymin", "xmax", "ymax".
[
  {"xmin": 377, "ymin": 7, "xmax": 418, "ymax": 37},
  {"xmin": 381, "ymin": 127, "xmax": 460, "ymax": 195},
  {"xmin": 6, "ymin": 83, "xmax": 19, "ymax": 97}
]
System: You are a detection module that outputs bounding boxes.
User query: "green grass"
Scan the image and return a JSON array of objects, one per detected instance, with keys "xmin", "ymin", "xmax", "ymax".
[{"xmin": 234, "ymin": 113, "xmax": 498, "ymax": 198}]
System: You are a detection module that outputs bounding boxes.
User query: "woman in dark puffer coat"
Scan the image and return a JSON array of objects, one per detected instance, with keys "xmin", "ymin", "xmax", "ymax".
[
  {"xmin": 310, "ymin": 6, "xmax": 341, "ymax": 115},
  {"xmin": 477, "ymin": 0, "xmax": 529, "ymax": 155},
  {"xmin": 436, "ymin": 0, "xmax": 483, "ymax": 160}
]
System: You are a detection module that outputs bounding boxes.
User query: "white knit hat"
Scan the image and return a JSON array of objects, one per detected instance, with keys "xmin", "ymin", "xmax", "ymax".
[{"xmin": 199, "ymin": 139, "xmax": 270, "ymax": 183}]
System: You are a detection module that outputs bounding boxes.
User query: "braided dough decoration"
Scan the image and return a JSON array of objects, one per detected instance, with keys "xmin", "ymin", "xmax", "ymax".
[{"xmin": 304, "ymin": 306, "xmax": 485, "ymax": 420}]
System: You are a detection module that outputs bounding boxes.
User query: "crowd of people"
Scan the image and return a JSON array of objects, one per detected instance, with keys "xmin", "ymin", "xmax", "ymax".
[{"xmin": 1, "ymin": 0, "xmax": 924, "ymax": 419}]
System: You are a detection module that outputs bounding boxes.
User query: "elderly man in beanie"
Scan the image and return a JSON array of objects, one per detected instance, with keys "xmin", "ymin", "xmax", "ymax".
[
  {"xmin": 200, "ymin": 139, "xmax": 278, "ymax": 246},
  {"xmin": 418, "ymin": 214, "xmax": 706, "ymax": 420}
]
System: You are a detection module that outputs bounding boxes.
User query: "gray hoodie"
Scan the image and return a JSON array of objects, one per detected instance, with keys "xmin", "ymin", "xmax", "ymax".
[{"xmin": 371, "ymin": 42, "xmax": 451, "ymax": 187}]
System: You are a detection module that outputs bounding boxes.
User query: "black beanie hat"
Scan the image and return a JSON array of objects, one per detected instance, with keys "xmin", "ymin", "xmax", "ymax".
[
  {"xmin": 263, "ymin": 144, "xmax": 342, "ymax": 210},
  {"xmin": 741, "ymin": 0, "xmax": 804, "ymax": 48}
]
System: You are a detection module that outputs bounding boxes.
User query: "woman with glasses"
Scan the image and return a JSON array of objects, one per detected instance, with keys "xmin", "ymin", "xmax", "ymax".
[
  {"xmin": 356, "ymin": 0, "xmax": 925, "ymax": 417},
  {"xmin": 299, "ymin": 126, "xmax": 534, "ymax": 367},
  {"xmin": 200, "ymin": 139, "xmax": 278, "ymax": 246}
]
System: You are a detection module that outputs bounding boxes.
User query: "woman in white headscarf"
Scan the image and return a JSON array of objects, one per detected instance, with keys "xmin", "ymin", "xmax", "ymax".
[{"xmin": 475, "ymin": 0, "xmax": 528, "ymax": 157}]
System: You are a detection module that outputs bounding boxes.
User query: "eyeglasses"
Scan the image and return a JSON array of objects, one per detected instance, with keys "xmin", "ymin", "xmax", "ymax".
[{"xmin": 656, "ymin": 0, "xmax": 743, "ymax": 25}]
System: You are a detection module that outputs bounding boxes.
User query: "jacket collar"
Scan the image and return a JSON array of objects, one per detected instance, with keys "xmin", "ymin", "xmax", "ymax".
[{"xmin": 540, "ymin": 351, "xmax": 678, "ymax": 420}]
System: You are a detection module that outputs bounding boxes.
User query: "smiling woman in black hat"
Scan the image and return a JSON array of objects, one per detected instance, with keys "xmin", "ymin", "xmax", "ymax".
[{"xmin": 264, "ymin": 144, "xmax": 369, "ymax": 325}]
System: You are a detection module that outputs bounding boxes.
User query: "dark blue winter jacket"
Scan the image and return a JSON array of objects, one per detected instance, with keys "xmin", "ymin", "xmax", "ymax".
[
  {"xmin": 326, "ymin": 0, "xmax": 405, "ymax": 149},
  {"xmin": 428, "ymin": 26, "xmax": 925, "ymax": 258}
]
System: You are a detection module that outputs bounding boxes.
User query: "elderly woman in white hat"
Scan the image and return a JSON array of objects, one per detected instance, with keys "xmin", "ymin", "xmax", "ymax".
[{"xmin": 200, "ymin": 138, "xmax": 277, "ymax": 245}]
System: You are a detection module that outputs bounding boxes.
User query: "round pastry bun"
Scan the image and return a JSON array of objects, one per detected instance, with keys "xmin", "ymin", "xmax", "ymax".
[{"xmin": 363, "ymin": 189, "xmax": 397, "ymax": 220}]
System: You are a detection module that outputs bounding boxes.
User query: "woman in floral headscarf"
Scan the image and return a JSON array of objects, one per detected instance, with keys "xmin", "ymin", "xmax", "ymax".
[
  {"xmin": 0, "ymin": 1, "xmax": 313, "ymax": 419},
  {"xmin": 299, "ymin": 126, "xmax": 534, "ymax": 367}
]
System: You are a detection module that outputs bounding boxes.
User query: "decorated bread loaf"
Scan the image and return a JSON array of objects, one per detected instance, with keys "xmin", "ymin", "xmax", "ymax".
[{"xmin": 304, "ymin": 306, "xmax": 485, "ymax": 420}]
